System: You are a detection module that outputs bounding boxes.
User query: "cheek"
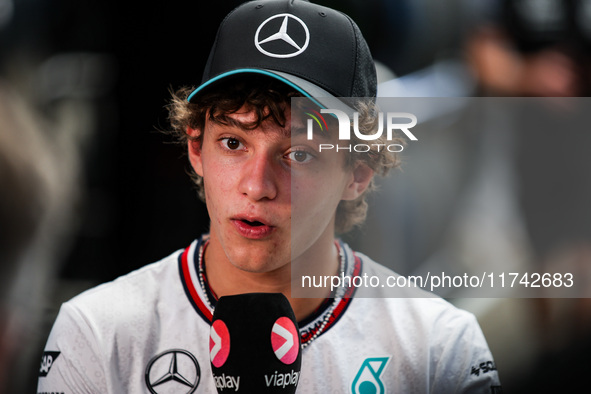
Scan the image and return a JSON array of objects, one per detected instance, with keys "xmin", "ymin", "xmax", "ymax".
[
  {"xmin": 202, "ymin": 150, "xmax": 238, "ymax": 187},
  {"xmin": 202, "ymin": 161, "xmax": 238, "ymax": 213},
  {"xmin": 290, "ymin": 180, "xmax": 343, "ymax": 253},
  {"xmin": 291, "ymin": 170, "xmax": 346, "ymax": 221}
]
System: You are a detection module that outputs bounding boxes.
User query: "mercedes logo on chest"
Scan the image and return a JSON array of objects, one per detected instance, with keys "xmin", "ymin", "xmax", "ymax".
[
  {"xmin": 145, "ymin": 349, "xmax": 200, "ymax": 394},
  {"xmin": 255, "ymin": 13, "xmax": 310, "ymax": 58}
]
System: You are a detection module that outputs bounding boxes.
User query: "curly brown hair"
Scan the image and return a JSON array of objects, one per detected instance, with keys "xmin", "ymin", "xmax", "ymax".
[{"xmin": 166, "ymin": 75, "xmax": 400, "ymax": 233}]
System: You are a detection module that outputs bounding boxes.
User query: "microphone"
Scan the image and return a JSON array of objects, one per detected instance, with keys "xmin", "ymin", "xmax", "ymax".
[{"xmin": 209, "ymin": 293, "xmax": 302, "ymax": 393}]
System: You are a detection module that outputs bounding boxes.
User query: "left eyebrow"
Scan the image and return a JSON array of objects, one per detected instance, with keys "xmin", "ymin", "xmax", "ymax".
[
  {"xmin": 290, "ymin": 123, "xmax": 335, "ymax": 142},
  {"xmin": 290, "ymin": 125, "xmax": 306, "ymax": 138}
]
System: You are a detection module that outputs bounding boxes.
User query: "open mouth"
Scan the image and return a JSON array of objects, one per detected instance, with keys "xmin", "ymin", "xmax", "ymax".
[
  {"xmin": 241, "ymin": 219, "xmax": 265, "ymax": 227},
  {"xmin": 232, "ymin": 217, "xmax": 275, "ymax": 239}
]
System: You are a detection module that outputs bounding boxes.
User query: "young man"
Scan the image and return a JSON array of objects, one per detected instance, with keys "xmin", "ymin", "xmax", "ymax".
[{"xmin": 39, "ymin": 0, "xmax": 502, "ymax": 392}]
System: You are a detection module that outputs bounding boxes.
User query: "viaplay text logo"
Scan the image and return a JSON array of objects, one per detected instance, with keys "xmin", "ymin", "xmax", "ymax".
[{"xmin": 306, "ymin": 109, "xmax": 417, "ymax": 153}]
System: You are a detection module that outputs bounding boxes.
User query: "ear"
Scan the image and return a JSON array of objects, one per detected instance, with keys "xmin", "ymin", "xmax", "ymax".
[
  {"xmin": 341, "ymin": 162, "xmax": 374, "ymax": 201},
  {"xmin": 187, "ymin": 127, "xmax": 204, "ymax": 176}
]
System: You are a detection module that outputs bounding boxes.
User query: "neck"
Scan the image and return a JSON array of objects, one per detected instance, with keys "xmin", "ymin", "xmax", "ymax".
[{"xmin": 203, "ymin": 235, "xmax": 339, "ymax": 322}]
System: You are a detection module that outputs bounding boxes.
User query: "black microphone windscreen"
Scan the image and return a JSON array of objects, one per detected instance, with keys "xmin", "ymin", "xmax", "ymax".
[{"xmin": 209, "ymin": 293, "xmax": 302, "ymax": 393}]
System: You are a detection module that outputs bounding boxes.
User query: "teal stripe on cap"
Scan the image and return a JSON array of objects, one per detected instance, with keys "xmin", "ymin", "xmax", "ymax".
[{"xmin": 187, "ymin": 68, "xmax": 324, "ymax": 108}]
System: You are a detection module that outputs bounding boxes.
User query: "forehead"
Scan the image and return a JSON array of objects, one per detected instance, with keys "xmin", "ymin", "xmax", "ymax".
[{"xmin": 206, "ymin": 105, "xmax": 306, "ymax": 139}]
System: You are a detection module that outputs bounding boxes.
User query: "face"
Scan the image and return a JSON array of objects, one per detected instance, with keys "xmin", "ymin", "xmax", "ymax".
[{"xmin": 188, "ymin": 104, "xmax": 372, "ymax": 275}]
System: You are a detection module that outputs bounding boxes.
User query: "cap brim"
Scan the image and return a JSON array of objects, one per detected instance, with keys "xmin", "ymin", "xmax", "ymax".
[{"xmin": 187, "ymin": 68, "xmax": 355, "ymax": 113}]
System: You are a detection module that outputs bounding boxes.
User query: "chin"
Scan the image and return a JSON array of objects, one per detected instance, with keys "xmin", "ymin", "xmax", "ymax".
[{"xmin": 230, "ymin": 257, "xmax": 289, "ymax": 275}]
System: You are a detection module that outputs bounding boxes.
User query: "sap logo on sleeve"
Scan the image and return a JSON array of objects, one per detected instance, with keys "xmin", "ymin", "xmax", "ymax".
[{"xmin": 39, "ymin": 351, "xmax": 60, "ymax": 377}]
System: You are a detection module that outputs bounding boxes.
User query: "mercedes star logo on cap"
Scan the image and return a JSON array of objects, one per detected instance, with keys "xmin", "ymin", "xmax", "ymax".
[{"xmin": 255, "ymin": 13, "xmax": 310, "ymax": 58}]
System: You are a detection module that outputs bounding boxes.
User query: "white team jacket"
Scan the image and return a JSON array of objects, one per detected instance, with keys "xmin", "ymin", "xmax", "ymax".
[{"xmin": 38, "ymin": 236, "xmax": 502, "ymax": 393}]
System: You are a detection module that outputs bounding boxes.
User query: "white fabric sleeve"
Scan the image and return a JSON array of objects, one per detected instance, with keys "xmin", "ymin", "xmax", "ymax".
[
  {"xmin": 431, "ymin": 311, "xmax": 502, "ymax": 394},
  {"xmin": 37, "ymin": 302, "xmax": 110, "ymax": 393}
]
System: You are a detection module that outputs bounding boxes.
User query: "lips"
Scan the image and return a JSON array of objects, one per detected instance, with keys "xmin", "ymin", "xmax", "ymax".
[{"xmin": 231, "ymin": 216, "xmax": 276, "ymax": 239}]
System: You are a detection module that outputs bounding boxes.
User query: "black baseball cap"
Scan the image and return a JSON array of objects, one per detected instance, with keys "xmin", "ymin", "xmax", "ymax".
[{"xmin": 187, "ymin": 0, "xmax": 377, "ymax": 109}]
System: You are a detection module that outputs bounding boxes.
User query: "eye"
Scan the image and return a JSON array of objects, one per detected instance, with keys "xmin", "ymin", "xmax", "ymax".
[
  {"xmin": 221, "ymin": 137, "xmax": 243, "ymax": 150},
  {"xmin": 288, "ymin": 150, "xmax": 313, "ymax": 163}
]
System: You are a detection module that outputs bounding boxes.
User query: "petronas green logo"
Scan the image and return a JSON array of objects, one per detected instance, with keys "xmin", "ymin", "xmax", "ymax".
[{"xmin": 351, "ymin": 357, "xmax": 390, "ymax": 394}]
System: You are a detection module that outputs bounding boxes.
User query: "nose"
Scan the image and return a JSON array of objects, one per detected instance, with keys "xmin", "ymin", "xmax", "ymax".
[{"xmin": 238, "ymin": 152, "xmax": 279, "ymax": 201}]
